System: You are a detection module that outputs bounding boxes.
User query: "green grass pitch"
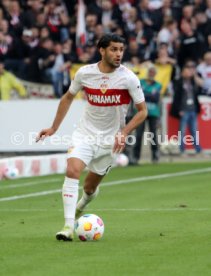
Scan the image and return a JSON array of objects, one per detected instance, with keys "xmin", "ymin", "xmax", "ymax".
[{"xmin": 0, "ymin": 162, "xmax": 211, "ymax": 276}]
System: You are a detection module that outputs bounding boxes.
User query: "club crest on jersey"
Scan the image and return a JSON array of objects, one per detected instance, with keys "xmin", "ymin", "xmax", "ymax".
[{"xmin": 100, "ymin": 83, "xmax": 108, "ymax": 94}]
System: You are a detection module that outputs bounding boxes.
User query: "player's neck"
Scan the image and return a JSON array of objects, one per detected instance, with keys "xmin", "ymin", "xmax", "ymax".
[{"xmin": 98, "ymin": 61, "xmax": 116, "ymax": 74}]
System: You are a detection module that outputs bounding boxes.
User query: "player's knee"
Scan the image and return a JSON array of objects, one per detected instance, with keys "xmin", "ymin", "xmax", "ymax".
[{"xmin": 66, "ymin": 165, "xmax": 81, "ymax": 179}]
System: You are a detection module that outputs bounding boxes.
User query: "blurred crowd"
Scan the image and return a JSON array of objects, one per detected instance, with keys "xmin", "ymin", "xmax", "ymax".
[
  {"xmin": 0, "ymin": 0, "xmax": 211, "ymax": 98},
  {"xmin": 0, "ymin": 0, "xmax": 211, "ymax": 159}
]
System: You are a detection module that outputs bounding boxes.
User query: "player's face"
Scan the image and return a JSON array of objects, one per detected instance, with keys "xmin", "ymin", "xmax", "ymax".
[{"xmin": 103, "ymin": 42, "xmax": 125, "ymax": 68}]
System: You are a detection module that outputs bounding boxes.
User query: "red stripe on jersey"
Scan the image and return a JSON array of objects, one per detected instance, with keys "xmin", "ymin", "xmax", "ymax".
[{"xmin": 83, "ymin": 86, "xmax": 131, "ymax": 106}]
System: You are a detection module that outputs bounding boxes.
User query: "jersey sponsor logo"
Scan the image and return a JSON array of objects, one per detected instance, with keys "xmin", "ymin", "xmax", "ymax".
[
  {"xmin": 84, "ymin": 86, "xmax": 131, "ymax": 106},
  {"xmin": 88, "ymin": 94, "xmax": 121, "ymax": 104}
]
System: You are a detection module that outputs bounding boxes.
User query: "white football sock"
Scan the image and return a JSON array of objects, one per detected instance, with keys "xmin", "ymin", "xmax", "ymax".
[
  {"xmin": 62, "ymin": 177, "xmax": 79, "ymax": 229},
  {"xmin": 77, "ymin": 186, "xmax": 99, "ymax": 211}
]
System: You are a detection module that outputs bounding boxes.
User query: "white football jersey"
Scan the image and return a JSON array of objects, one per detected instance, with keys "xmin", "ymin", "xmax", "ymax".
[{"xmin": 69, "ymin": 63, "xmax": 145, "ymax": 146}]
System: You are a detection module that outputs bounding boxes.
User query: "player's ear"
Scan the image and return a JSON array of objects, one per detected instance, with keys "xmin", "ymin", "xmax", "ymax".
[{"xmin": 99, "ymin": 47, "xmax": 105, "ymax": 57}]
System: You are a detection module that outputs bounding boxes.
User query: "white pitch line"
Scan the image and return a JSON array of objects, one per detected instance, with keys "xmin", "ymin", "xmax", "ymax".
[
  {"xmin": 1, "ymin": 166, "xmax": 211, "ymax": 191},
  {"xmin": 0, "ymin": 177, "xmax": 62, "ymax": 190},
  {"xmin": 0, "ymin": 189, "xmax": 61, "ymax": 202},
  {"xmin": 0, "ymin": 208, "xmax": 211, "ymax": 212},
  {"xmin": 101, "ymin": 167, "xmax": 211, "ymax": 187},
  {"xmin": 91, "ymin": 208, "xmax": 211, "ymax": 212},
  {"xmin": 0, "ymin": 167, "xmax": 211, "ymax": 202}
]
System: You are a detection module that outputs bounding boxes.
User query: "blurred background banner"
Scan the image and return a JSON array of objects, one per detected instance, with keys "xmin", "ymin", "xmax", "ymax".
[{"xmin": 0, "ymin": 99, "xmax": 85, "ymax": 152}]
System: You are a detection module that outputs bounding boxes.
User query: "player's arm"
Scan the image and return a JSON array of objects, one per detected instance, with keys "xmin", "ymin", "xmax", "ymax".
[
  {"xmin": 122, "ymin": 101, "xmax": 148, "ymax": 135},
  {"xmin": 113, "ymin": 101, "xmax": 147, "ymax": 153},
  {"xmin": 36, "ymin": 66, "xmax": 83, "ymax": 142},
  {"xmin": 36, "ymin": 92, "xmax": 75, "ymax": 142},
  {"xmin": 113, "ymin": 72, "xmax": 147, "ymax": 153}
]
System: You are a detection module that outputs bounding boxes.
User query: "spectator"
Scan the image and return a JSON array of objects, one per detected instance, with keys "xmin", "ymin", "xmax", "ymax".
[
  {"xmin": 178, "ymin": 19, "xmax": 203, "ymax": 67},
  {"xmin": 197, "ymin": 51, "xmax": 211, "ymax": 95},
  {"xmin": 170, "ymin": 62, "xmax": 203, "ymax": 155},
  {"xmin": 0, "ymin": 28, "xmax": 12, "ymax": 58},
  {"xmin": 157, "ymin": 18, "xmax": 179, "ymax": 56},
  {"xmin": 181, "ymin": 4, "xmax": 194, "ymax": 23},
  {"xmin": 205, "ymin": 33, "xmax": 211, "ymax": 52},
  {"xmin": 3, "ymin": 0, "xmax": 24, "ymax": 37},
  {"xmin": 101, "ymin": 0, "xmax": 117, "ymax": 32},
  {"xmin": 132, "ymin": 64, "xmax": 161, "ymax": 164},
  {"xmin": 21, "ymin": 0, "xmax": 43, "ymax": 28},
  {"xmin": 94, "ymin": 24, "xmax": 104, "ymax": 41},
  {"xmin": 123, "ymin": 38, "xmax": 144, "ymax": 62},
  {"xmin": 124, "ymin": 6, "xmax": 138, "ymax": 33},
  {"xmin": 39, "ymin": 26, "xmax": 51, "ymax": 39},
  {"xmin": 26, "ymin": 37, "xmax": 55, "ymax": 83},
  {"xmin": 161, "ymin": 0, "xmax": 174, "ymax": 20},
  {"xmin": 0, "ymin": 58, "xmax": 26, "ymax": 100},
  {"xmin": 47, "ymin": 41, "xmax": 72, "ymax": 98},
  {"xmin": 194, "ymin": 0, "xmax": 207, "ymax": 12},
  {"xmin": 193, "ymin": 9, "xmax": 209, "ymax": 54},
  {"xmin": 154, "ymin": 43, "xmax": 176, "ymax": 95},
  {"xmin": 205, "ymin": 0, "xmax": 211, "ymax": 19},
  {"xmin": 35, "ymin": 11, "xmax": 47, "ymax": 28},
  {"xmin": 128, "ymin": 19, "xmax": 153, "ymax": 59},
  {"xmin": 44, "ymin": 0, "xmax": 69, "ymax": 42},
  {"xmin": 118, "ymin": 0, "xmax": 132, "ymax": 23},
  {"xmin": 85, "ymin": 14, "xmax": 98, "ymax": 46},
  {"xmin": 137, "ymin": 0, "xmax": 154, "ymax": 30},
  {"xmin": 4, "ymin": 28, "xmax": 33, "ymax": 78}
]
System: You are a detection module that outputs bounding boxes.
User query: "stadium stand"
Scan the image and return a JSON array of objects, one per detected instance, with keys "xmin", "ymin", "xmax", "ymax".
[{"xmin": 0, "ymin": 0, "xmax": 210, "ymax": 97}]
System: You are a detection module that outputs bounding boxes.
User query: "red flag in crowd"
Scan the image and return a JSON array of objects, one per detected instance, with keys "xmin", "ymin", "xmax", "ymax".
[{"xmin": 76, "ymin": 0, "xmax": 86, "ymax": 55}]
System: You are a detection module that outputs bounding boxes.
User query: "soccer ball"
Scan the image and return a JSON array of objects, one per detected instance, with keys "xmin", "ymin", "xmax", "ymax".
[
  {"xmin": 75, "ymin": 214, "xmax": 104, "ymax": 241},
  {"xmin": 3, "ymin": 167, "xmax": 19, "ymax": 179},
  {"xmin": 115, "ymin": 153, "xmax": 129, "ymax": 167}
]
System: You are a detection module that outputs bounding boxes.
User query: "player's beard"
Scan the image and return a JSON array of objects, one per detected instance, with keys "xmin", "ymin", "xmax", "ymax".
[{"xmin": 104, "ymin": 54, "xmax": 121, "ymax": 69}]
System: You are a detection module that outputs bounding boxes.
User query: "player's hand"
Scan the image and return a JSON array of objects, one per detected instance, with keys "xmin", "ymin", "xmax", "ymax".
[
  {"xmin": 113, "ymin": 131, "xmax": 127, "ymax": 153},
  {"xmin": 36, "ymin": 127, "xmax": 56, "ymax": 143}
]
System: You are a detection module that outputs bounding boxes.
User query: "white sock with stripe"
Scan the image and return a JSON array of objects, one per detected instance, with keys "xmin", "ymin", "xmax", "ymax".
[{"xmin": 62, "ymin": 177, "xmax": 79, "ymax": 229}]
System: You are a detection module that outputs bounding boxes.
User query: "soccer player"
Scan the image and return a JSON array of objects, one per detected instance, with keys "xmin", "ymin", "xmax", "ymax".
[{"xmin": 36, "ymin": 34, "xmax": 147, "ymax": 241}]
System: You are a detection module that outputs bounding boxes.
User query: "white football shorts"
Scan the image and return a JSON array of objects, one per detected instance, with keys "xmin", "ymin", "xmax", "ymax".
[{"xmin": 67, "ymin": 130, "xmax": 114, "ymax": 175}]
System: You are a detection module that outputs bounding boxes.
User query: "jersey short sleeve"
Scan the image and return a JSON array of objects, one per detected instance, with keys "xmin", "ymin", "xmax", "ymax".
[
  {"xmin": 68, "ymin": 67, "xmax": 83, "ymax": 95},
  {"xmin": 127, "ymin": 73, "xmax": 145, "ymax": 104}
]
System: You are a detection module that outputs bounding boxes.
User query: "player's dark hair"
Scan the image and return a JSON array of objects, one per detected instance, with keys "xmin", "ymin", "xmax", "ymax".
[{"xmin": 97, "ymin": 33, "xmax": 125, "ymax": 49}]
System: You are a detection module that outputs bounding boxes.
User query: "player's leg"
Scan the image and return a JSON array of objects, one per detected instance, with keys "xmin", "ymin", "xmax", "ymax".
[
  {"xmin": 56, "ymin": 157, "xmax": 86, "ymax": 241},
  {"xmin": 133, "ymin": 120, "xmax": 145, "ymax": 164},
  {"xmin": 76, "ymin": 171, "xmax": 104, "ymax": 218},
  {"xmin": 76, "ymin": 149, "xmax": 113, "ymax": 218}
]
